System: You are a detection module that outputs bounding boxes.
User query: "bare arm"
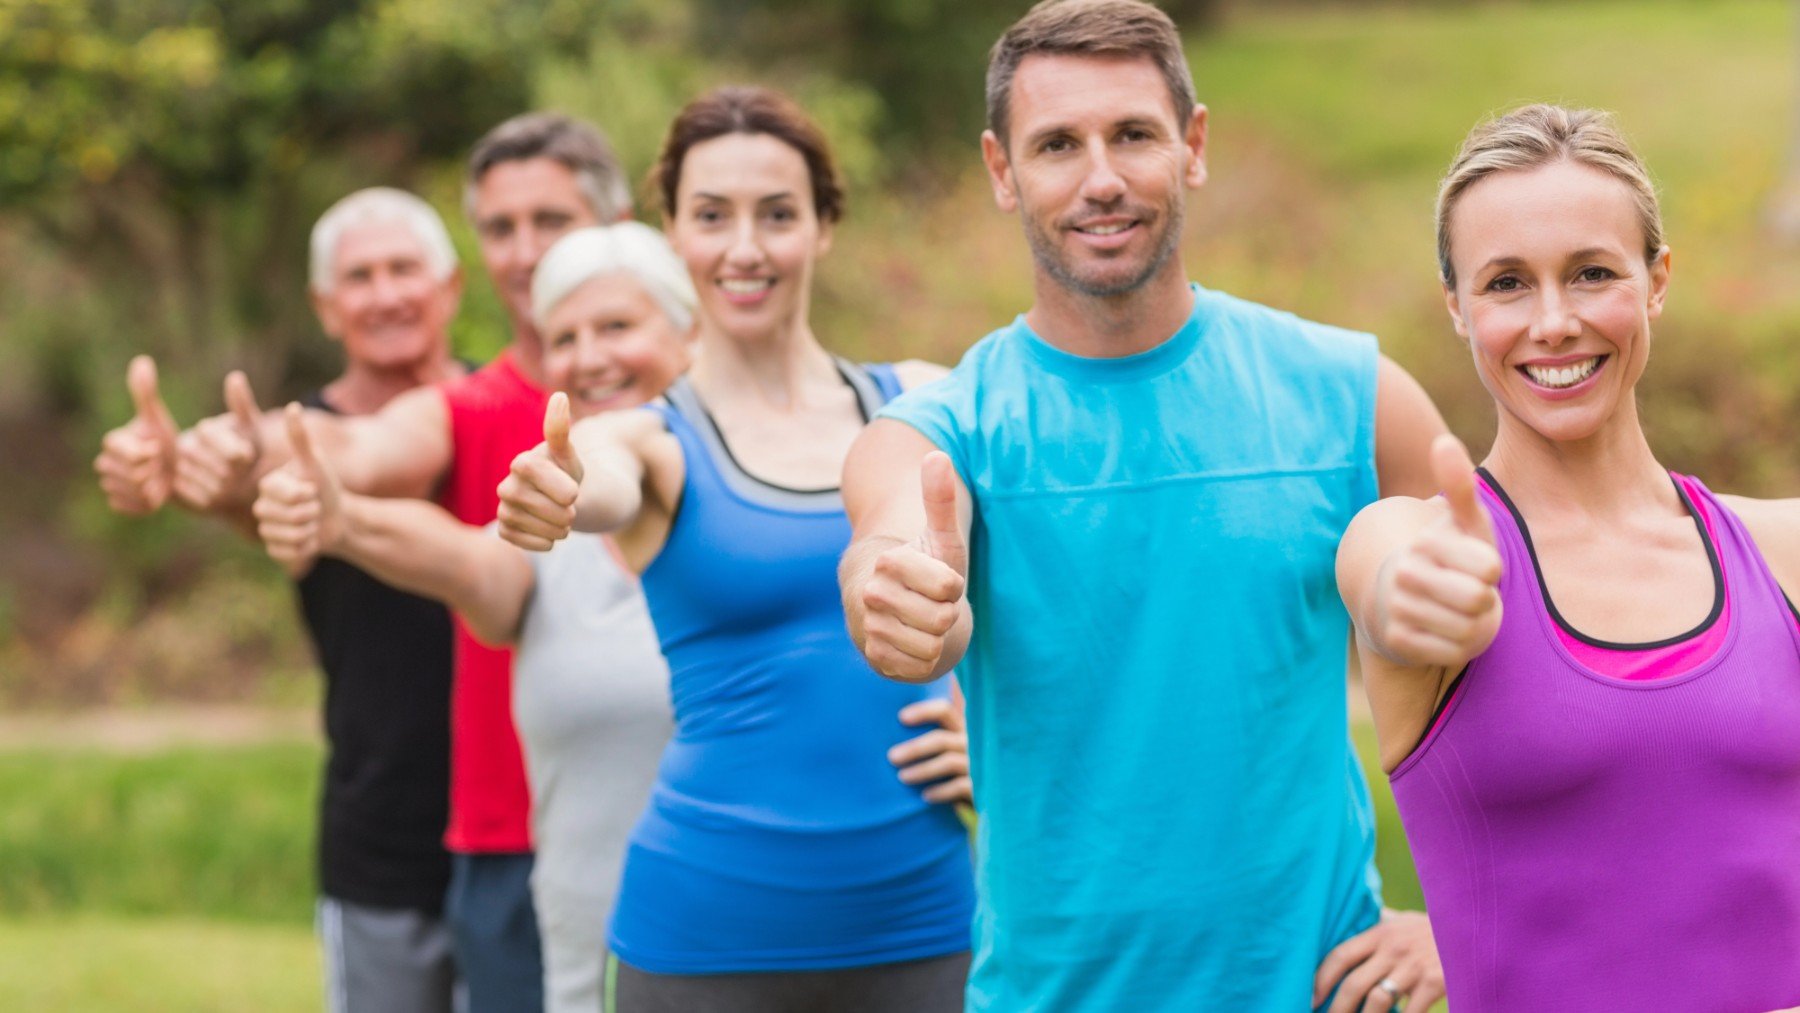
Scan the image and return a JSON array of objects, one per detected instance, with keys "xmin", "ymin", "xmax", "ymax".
[
  {"xmin": 1338, "ymin": 436, "xmax": 1502, "ymax": 771},
  {"xmin": 495, "ymin": 395, "xmax": 675, "ymax": 555},
  {"xmin": 334, "ymin": 496, "xmax": 535, "ymax": 647},
  {"xmin": 254, "ymin": 404, "xmax": 534, "ymax": 646},
  {"xmin": 1374, "ymin": 355, "xmax": 1450, "ymax": 499},
  {"xmin": 839, "ymin": 419, "xmax": 973, "ymax": 684}
]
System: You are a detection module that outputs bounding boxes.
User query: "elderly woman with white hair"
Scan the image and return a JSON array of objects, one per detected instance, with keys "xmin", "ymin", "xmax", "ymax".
[{"xmin": 253, "ymin": 221, "xmax": 694, "ymax": 1013}]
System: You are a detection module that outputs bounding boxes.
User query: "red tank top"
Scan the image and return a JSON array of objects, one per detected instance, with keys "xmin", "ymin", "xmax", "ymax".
[{"xmin": 437, "ymin": 350, "xmax": 548, "ymax": 853}]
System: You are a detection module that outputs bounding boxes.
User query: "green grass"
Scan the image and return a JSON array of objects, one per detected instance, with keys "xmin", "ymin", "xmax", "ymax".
[
  {"xmin": 0, "ymin": 742, "xmax": 320, "ymax": 923},
  {"xmin": 0, "ymin": 915, "xmax": 320, "ymax": 1012}
]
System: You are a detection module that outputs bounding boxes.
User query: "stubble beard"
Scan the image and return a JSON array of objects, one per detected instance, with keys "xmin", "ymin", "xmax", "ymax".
[{"xmin": 1023, "ymin": 195, "xmax": 1185, "ymax": 300}]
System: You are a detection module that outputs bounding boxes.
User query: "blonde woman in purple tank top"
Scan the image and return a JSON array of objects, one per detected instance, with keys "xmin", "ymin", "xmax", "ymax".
[{"xmin": 1337, "ymin": 105, "xmax": 1800, "ymax": 1012}]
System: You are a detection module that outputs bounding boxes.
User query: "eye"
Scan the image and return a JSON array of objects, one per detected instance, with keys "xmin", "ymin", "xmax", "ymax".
[
  {"xmin": 1484, "ymin": 274, "xmax": 1523, "ymax": 294},
  {"xmin": 763, "ymin": 205, "xmax": 797, "ymax": 224},
  {"xmin": 550, "ymin": 330, "xmax": 576, "ymax": 348},
  {"xmin": 1119, "ymin": 127, "xmax": 1154, "ymax": 143},
  {"xmin": 479, "ymin": 219, "xmax": 512, "ymax": 241},
  {"xmin": 694, "ymin": 207, "xmax": 725, "ymax": 225},
  {"xmin": 1576, "ymin": 265, "xmax": 1615, "ymax": 283},
  {"xmin": 601, "ymin": 318, "xmax": 631, "ymax": 333},
  {"xmin": 1040, "ymin": 136, "xmax": 1075, "ymax": 155}
]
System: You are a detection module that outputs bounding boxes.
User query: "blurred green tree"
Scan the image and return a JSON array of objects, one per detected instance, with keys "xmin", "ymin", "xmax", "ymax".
[{"xmin": 0, "ymin": 0, "xmax": 607, "ymax": 404}]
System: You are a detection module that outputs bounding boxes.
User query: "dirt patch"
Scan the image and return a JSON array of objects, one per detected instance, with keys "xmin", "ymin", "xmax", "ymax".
[{"xmin": 0, "ymin": 705, "xmax": 317, "ymax": 754}]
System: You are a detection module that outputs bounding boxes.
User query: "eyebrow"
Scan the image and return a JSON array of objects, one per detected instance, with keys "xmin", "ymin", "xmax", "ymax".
[
  {"xmin": 691, "ymin": 191, "xmax": 797, "ymax": 204},
  {"xmin": 1474, "ymin": 246, "xmax": 1625, "ymax": 273}
]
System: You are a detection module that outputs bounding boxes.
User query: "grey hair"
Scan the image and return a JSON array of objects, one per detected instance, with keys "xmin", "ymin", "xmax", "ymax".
[
  {"xmin": 1437, "ymin": 104, "xmax": 1663, "ymax": 285},
  {"xmin": 530, "ymin": 222, "xmax": 698, "ymax": 335},
  {"xmin": 309, "ymin": 187, "xmax": 458, "ymax": 294},
  {"xmin": 464, "ymin": 112, "xmax": 632, "ymax": 222}
]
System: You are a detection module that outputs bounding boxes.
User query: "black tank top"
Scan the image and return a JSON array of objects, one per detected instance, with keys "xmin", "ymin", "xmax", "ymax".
[{"xmin": 297, "ymin": 388, "xmax": 453, "ymax": 912}]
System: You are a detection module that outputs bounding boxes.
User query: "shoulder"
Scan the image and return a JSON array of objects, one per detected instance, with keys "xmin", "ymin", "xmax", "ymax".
[
  {"xmin": 1206, "ymin": 288, "xmax": 1377, "ymax": 354},
  {"xmin": 1719, "ymin": 493, "xmax": 1800, "ymax": 580},
  {"xmin": 890, "ymin": 358, "xmax": 950, "ymax": 392}
]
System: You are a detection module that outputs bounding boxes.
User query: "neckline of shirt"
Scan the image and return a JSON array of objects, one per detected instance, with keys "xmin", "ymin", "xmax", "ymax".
[{"xmin": 1014, "ymin": 283, "xmax": 1212, "ymax": 383}]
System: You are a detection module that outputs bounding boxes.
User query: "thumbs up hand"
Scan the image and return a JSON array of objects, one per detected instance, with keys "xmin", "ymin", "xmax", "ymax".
[
  {"xmin": 497, "ymin": 393, "xmax": 584, "ymax": 552},
  {"xmin": 94, "ymin": 355, "xmax": 182, "ymax": 515},
  {"xmin": 253, "ymin": 404, "xmax": 343, "ymax": 574},
  {"xmin": 173, "ymin": 370, "xmax": 266, "ymax": 511},
  {"xmin": 1375, "ymin": 435, "xmax": 1504, "ymax": 668},
  {"xmin": 858, "ymin": 452, "xmax": 971, "ymax": 681}
]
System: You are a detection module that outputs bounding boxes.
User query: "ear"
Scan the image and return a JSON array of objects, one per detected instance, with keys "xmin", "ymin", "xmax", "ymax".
[
  {"xmin": 1645, "ymin": 245, "xmax": 1672, "ymax": 321},
  {"xmin": 444, "ymin": 266, "xmax": 465, "ymax": 307},
  {"xmin": 1442, "ymin": 278, "xmax": 1469, "ymax": 340},
  {"xmin": 310, "ymin": 286, "xmax": 346, "ymax": 342},
  {"xmin": 815, "ymin": 217, "xmax": 835, "ymax": 258},
  {"xmin": 1183, "ymin": 104, "xmax": 1209, "ymax": 190},
  {"xmin": 981, "ymin": 130, "xmax": 1018, "ymax": 214}
]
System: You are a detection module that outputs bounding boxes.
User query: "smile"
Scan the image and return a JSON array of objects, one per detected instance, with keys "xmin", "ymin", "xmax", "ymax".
[
  {"xmin": 575, "ymin": 380, "xmax": 630, "ymax": 404},
  {"xmin": 718, "ymin": 278, "xmax": 774, "ymax": 295},
  {"xmin": 1073, "ymin": 219, "xmax": 1137, "ymax": 236},
  {"xmin": 1519, "ymin": 356, "xmax": 1605, "ymax": 390}
]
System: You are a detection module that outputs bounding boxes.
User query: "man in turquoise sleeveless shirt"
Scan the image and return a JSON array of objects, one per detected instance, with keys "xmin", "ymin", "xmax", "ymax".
[{"xmin": 840, "ymin": 1, "xmax": 1451, "ymax": 1009}]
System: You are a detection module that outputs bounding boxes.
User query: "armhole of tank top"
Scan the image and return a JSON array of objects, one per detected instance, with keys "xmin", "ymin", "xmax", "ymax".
[
  {"xmin": 643, "ymin": 401, "xmax": 687, "ymax": 548},
  {"xmin": 1394, "ymin": 663, "xmax": 1472, "ymax": 774}
]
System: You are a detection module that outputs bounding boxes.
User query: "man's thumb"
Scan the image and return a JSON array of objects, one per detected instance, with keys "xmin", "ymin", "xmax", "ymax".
[
  {"xmin": 284, "ymin": 402, "xmax": 321, "ymax": 476},
  {"xmin": 1431, "ymin": 433, "xmax": 1491, "ymax": 543},
  {"xmin": 920, "ymin": 451, "xmax": 966, "ymax": 571},
  {"xmin": 225, "ymin": 371, "xmax": 261, "ymax": 433},
  {"xmin": 544, "ymin": 392, "xmax": 579, "ymax": 475},
  {"xmin": 128, "ymin": 355, "xmax": 177, "ymax": 438}
]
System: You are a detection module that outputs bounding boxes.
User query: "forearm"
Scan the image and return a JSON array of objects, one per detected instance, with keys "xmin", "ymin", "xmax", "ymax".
[
  {"xmin": 570, "ymin": 458, "xmax": 644, "ymax": 534},
  {"xmin": 336, "ymin": 494, "xmax": 528, "ymax": 644}
]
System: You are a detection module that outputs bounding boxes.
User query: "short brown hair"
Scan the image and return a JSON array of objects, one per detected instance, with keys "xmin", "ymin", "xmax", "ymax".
[
  {"xmin": 1437, "ymin": 104, "xmax": 1663, "ymax": 285},
  {"xmin": 987, "ymin": 0, "xmax": 1196, "ymax": 145},
  {"xmin": 465, "ymin": 112, "xmax": 632, "ymax": 221},
  {"xmin": 651, "ymin": 86, "xmax": 846, "ymax": 224}
]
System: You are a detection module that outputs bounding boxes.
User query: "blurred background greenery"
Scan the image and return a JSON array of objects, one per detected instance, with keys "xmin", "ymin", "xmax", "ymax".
[{"xmin": 1, "ymin": 0, "xmax": 1796, "ymax": 1006}]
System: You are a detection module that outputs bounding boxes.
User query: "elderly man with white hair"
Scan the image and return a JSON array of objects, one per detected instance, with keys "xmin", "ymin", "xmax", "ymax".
[{"xmin": 94, "ymin": 186, "xmax": 468, "ymax": 1013}]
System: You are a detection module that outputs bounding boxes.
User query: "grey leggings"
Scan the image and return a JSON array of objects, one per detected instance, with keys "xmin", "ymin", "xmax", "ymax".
[{"xmin": 606, "ymin": 951, "xmax": 971, "ymax": 1013}]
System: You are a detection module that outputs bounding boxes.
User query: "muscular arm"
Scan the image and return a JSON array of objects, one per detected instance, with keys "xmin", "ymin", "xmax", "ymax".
[
  {"xmin": 332, "ymin": 493, "xmax": 536, "ymax": 647},
  {"xmin": 1374, "ymin": 355, "xmax": 1450, "ymax": 499},
  {"xmin": 840, "ymin": 420, "xmax": 974, "ymax": 683}
]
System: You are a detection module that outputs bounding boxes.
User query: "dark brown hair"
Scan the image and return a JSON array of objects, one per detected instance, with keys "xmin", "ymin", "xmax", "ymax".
[
  {"xmin": 987, "ymin": 0, "xmax": 1195, "ymax": 146},
  {"xmin": 652, "ymin": 86, "xmax": 845, "ymax": 224},
  {"xmin": 464, "ymin": 112, "xmax": 631, "ymax": 221}
]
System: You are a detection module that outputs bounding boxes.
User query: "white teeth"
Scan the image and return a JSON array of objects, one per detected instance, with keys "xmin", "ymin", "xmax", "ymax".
[
  {"xmin": 576, "ymin": 381, "xmax": 627, "ymax": 402},
  {"xmin": 719, "ymin": 278, "xmax": 772, "ymax": 294},
  {"xmin": 1522, "ymin": 357, "xmax": 1601, "ymax": 389},
  {"xmin": 1079, "ymin": 222, "xmax": 1130, "ymax": 235}
]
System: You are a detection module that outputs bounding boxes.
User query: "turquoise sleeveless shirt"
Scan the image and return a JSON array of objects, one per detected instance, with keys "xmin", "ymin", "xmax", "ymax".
[{"xmin": 878, "ymin": 285, "xmax": 1382, "ymax": 1010}]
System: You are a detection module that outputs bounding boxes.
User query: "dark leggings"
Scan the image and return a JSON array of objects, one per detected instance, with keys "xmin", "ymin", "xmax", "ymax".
[{"xmin": 607, "ymin": 951, "xmax": 971, "ymax": 1013}]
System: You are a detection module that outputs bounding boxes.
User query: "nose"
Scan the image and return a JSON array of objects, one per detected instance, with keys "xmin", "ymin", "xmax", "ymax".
[
  {"xmin": 1529, "ymin": 286, "xmax": 1582, "ymax": 346},
  {"xmin": 573, "ymin": 331, "xmax": 610, "ymax": 375},
  {"xmin": 370, "ymin": 269, "xmax": 405, "ymax": 308},
  {"xmin": 1078, "ymin": 137, "xmax": 1127, "ymax": 205},
  {"xmin": 726, "ymin": 217, "xmax": 763, "ymax": 268}
]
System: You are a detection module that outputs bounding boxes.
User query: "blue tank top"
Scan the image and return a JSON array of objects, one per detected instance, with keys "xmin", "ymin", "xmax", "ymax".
[{"xmin": 606, "ymin": 360, "xmax": 976, "ymax": 974}]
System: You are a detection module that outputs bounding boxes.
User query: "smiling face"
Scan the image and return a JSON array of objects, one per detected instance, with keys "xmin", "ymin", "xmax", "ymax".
[
  {"xmin": 666, "ymin": 132, "xmax": 831, "ymax": 343},
  {"xmin": 982, "ymin": 53, "xmax": 1206, "ymax": 300},
  {"xmin": 313, "ymin": 221, "xmax": 459, "ymax": 370},
  {"xmin": 540, "ymin": 274, "xmax": 690, "ymax": 418},
  {"xmin": 471, "ymin": 157, "xmax": 602, "ymax": 331},
  {"xmin": 1444, "ymin": 159, "xmax": 1671, "ymax": 445}
]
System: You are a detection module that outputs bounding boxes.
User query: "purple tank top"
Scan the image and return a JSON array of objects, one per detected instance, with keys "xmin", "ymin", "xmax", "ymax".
[{"xmin": 1390, "ymin": 471, "xmax": 1800, "ymax": 1012}]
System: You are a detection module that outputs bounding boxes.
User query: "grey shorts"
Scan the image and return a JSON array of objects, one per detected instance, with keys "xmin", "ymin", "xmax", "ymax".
[
  {"xmin": 318, "ymin": 895, "xmax": 460, "ymax": 1013},
  {"xmin": 606, "ymin": 951, "xmax": 970, "ymax": 1013}
]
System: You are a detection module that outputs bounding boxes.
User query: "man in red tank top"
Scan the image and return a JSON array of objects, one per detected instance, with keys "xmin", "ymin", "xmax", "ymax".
[{"xmin": 98, "ymin": 112, "xmax": 634, "ymax": 1013}]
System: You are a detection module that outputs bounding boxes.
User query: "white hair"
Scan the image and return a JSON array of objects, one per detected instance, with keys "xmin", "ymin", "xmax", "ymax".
[
  {"xmin": 531, "ymin": 222, "xmax": 697, "ymax": 335},
  {"xmin": 309, "ymin": 187, "xmax": 458, "ymax": 294}
]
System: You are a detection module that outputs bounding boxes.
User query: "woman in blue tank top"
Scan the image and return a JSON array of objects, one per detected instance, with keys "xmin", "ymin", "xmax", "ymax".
[{"xmin": 497, "ymin": 86, "xmax": 975, "ymax": 1011}]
